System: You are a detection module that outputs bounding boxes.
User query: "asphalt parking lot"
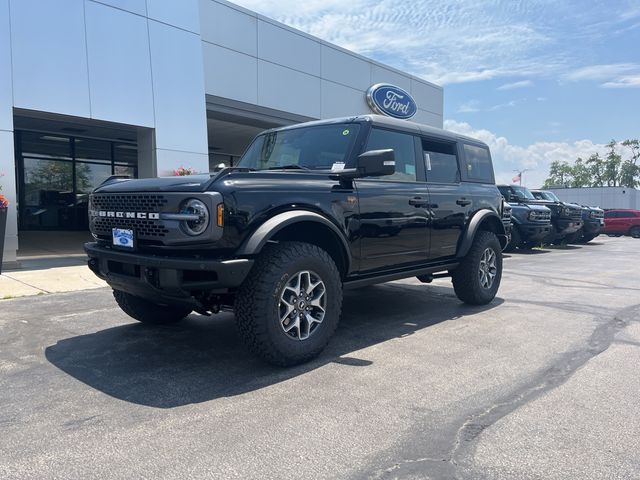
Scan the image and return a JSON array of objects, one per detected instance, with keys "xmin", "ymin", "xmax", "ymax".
[{"xmin": 1, "ymin": 236, "xmax": 639, "ymax": 480}]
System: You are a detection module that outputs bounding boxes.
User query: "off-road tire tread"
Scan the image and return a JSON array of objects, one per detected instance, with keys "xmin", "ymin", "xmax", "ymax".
[
  {"xmin": 451, "ymin": 231, "xmax": 502, "ymax": 305},
  {"xmin": 113, "ymin": 290, "xmax": 191, "ymax": 324},
  {"xmin": 235, "ymin": 242, "xmax": 342, "ymax": 366}
]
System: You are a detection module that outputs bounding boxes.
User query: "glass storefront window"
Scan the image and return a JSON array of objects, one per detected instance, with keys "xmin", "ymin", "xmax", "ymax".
[
  {"xmin": 20, "ymin": 132, "xmax": 72, "ymax": 159},
  {"xmin": 17, "ymin": 131, "xmax": 138, "ymax": 231},
  {"xmin": 22, "ymin": 158, "xmax": 74, "ymax": 229},
  {"xmin": 114, "ymin": 143, "xmax": 138, "ymax": 165},
  {"xmin": 75, "ymin": 138, "xmax": 112, "ymax": 163},
  {"xmin": 114, "ymin": 165, "xmax": 136, "ymax": 177}
]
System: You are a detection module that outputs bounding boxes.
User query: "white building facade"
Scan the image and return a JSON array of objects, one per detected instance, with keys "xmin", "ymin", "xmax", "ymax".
[
  {"xmin": 0, "ymin": 0, "xmax": 443, "ymax": 268},
  {"xmin": 549, "ymin": 187, "xmax": 639, "ymax": 210}
]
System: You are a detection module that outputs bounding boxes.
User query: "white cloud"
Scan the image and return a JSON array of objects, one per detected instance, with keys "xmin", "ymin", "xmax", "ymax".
[
  {"xmin": 457, "ymin": 99, "xmax": 522, "ymax": 113},
  {"xmin": 457, "ymin": 100, "xmax": 481, "ymax": 113},
  {"xmin": 562, "ymin": 63, "xmax": 640, "ymax": 88},
  {"xmin": 497, "ymin": 80, "xmax": 534, "ymax": 90},
  {"xmin": 602, "ymin": 74, "xmax": 640, "ymax": 88},
  {"xmin": 444, "ymin": 120, "xmax": 607, "ymax": 188}
]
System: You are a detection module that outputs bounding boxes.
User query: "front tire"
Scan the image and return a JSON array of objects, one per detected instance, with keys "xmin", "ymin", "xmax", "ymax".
[
  {"xmin": 235, "ymin": 242, "xmax": 342, "ymax": 366},
  {"xmin": 504, "ymin": 226, "xmax": 520, "ymax": 252},
  {"xmin": 630, "ymin": 226, "xmax": 640, "ymax": 239},
  {"xmin": 113, "ymin": 290, "xmax": 192, "ymax": 324},
  {"xmin": 564, "ymin": 228, "xmax": 582, "ymax": 244},
  {"xmin": 451, "ymin": 231, "xmax": 502, "ymax": 305}
]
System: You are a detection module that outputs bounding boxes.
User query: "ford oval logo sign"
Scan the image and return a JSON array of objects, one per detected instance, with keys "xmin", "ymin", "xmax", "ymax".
[{"xmin": 366, "ymin": 83, "xmax": 417, "ymax": 119}]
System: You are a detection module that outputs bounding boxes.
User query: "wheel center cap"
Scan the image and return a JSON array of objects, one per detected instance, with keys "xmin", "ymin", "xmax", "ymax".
[{"xmin": 299, "ymin": 300, "xmax": 306, "ymax": 309}]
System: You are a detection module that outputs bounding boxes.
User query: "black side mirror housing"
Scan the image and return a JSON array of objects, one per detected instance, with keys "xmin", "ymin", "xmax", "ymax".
[
  {"xmin": 357, "ymin": 149, "xmax": 396, "ymax": 177},
  {"xmin": 331, "ymin": 149, "xmax": 395, "ymax": 180}
]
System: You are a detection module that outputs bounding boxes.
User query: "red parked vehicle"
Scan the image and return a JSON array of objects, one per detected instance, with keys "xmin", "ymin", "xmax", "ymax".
[{"xmin": 603, "ymin": 209, "xmax": 640, "ymax": 238}]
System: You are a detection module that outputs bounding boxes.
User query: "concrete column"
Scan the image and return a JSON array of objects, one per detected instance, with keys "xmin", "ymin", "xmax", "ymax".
[
  {"xmin": 0, "ymin": 0, "xmax": 17, "ymax": 269},
  {"xmin": 0, "ymin": 131, "xmax": 18, "ymax": 270},
  {"xmin": 137, "ymin": 128, "xmax": 157, "ymax": 179}
]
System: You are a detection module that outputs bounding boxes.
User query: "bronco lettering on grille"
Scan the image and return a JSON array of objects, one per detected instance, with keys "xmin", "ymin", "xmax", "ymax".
[{"xmin": 92, "ymin": 210, "xmax": 160, "ymax": 220}]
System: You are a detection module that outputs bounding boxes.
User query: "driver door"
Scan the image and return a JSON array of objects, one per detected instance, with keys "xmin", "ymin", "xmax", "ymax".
[{"xmin": 355, "ymin": 128, "xmax": 430, "ymax": 273}]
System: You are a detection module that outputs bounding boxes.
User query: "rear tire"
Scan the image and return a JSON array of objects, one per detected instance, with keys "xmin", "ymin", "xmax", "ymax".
[
  {"xmin": 113, "ymin": 290, "xmax": 192, "ymax": 324},
  {"xmin": 235, "ymin": 242, "xmax": 342, "ymax": 366},
  {"xmin": 451, "ymin": 231, "xmax": 502, "ymax": 305}
]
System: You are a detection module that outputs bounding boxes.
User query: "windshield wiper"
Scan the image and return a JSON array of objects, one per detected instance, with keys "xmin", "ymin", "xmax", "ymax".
[{"xmin": 267, "ymin": 164, "xmax": 311, "ymax": 171}]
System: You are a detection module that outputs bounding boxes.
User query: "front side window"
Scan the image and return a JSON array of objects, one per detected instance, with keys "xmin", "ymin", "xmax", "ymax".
[
  {"xmin": 604, "ymin": 211, "xmax": 616, "ymax": 218},
  {"xmin": 463, "ymin": 144, "xmax": 494, "ymax": 183},
  {"xmin": 238, "ymin": 124, "xmax": 360, "ymax": 171},
  {"xmin": 365, "ymin": 128, "xmax": 417, "ymax": 182},
  {"xmin": 423, "ymin": 139, "xmax": 459, "ymax": 183}
]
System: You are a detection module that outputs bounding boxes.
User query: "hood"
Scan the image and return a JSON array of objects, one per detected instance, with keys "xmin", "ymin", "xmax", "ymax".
[
  {"xmin": 94, "ymin": 173, "xmax": 220, "ymax": 193},
  {"xmin": 508, "ymin": 202, "xmax": 551, "ymax": 212}
]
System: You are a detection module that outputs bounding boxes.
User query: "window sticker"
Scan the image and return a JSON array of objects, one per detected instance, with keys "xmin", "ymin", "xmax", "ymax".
[
  {"xmin": 342, "ymin": 129, "xmax": 350, "ymax": 136},
  {"xmin": 331, "ymin": 162, "xmax": 345, "ymax": 172},
  {"xmin": 424, "ymin": 152, "xmax": 432, "ymax": 170},
  {"xmin": 405, "ymin": 163, "xmax": 416, "ymax": 175}
]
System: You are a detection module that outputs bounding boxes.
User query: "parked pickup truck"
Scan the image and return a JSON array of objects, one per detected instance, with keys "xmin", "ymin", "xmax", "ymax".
[
  {"xmin": 497, "ymin": 185, "xmax": 552, "ymax": 250},
  {"xmin": 85, "ymin": 115, "xmax": 509, "ymax": 366}
]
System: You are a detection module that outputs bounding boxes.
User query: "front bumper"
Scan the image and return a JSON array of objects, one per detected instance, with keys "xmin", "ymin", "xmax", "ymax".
[
  {"xmin": 516, "ymin": 223, "xmax": 552, "ymax": 243},
  {"xmin": 555, "ymin": 219, "xmax": 583, "ymax": 237},
  {"xmin": 583, "ymin": 219, "xmax": 602, "ymax": 235},
  {"xmin": 85, "ymin": 242, "xmax": 254, "ymax": 306}
]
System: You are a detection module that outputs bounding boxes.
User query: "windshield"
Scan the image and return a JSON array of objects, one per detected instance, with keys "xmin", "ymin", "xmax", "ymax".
[
  {"xmin": 238, "ymin": 124, "xmax": 360, "ymax": 171},
  {"xmin": 543, "ymin": 191, "xmax": 560, "ymax": 202},
  {"xmin": 512, "ymin": 186, "xmax": 535, "ymax": 200}
]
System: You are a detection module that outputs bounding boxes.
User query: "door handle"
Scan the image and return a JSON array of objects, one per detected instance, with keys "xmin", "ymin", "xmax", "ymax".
[
  {"xmin": 456, "ymin": 198, "xmax": 471, "ymax": 207},
  {"xmin": 409, "ymin": 197, "xmax": 430, "ymax": 207}
]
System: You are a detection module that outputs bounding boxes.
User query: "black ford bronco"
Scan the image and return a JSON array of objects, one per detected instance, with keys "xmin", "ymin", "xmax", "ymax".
[
  {"xmin": 85, "ymin": 115, "xmax": 509, "ymax": 366},
  {"xmin": 497, "ymin": 185, "xmax": 552, "ymax": 250}
]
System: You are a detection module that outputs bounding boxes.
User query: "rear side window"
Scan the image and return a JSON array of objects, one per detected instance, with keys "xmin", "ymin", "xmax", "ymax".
[
  {"xmin": 463, "ymin": 144, "xmax": 494, "ymax": 183},
  {"xmin": 422, "ymin": 139, "xmax": 460, "ymax": 183},
  {"xmin": 365, "ymin": 128, "xmax": 417, "ymax": 182},
  {"xmin": 618, "ymin": 211, "xmax": 634, "ymax": 218}
]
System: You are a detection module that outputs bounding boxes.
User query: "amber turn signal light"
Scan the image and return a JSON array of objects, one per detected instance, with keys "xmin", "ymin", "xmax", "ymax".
[{"xmin": 217, "ymin": 203, "xmax": 224, "ymax": 227}]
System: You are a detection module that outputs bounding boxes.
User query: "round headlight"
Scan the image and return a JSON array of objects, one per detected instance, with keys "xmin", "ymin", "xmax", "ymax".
[{"xmin": 181, "ymin": 198, "xmax": 209, "ymax": 236}]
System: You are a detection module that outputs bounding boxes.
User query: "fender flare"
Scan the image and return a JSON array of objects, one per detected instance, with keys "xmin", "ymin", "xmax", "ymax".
[
  {"xmin": 457, "ymin": 210, "xmax": 506, "ymax": 258},
  {"xmin": 236, "ymin": 210, "xmax": 352, "ymax": 268}
]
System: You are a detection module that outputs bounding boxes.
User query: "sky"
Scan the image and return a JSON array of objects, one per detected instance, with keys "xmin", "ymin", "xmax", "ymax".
[{"xmin": 232, "ymin": 0, "xmax": 640, "ymax": 187}]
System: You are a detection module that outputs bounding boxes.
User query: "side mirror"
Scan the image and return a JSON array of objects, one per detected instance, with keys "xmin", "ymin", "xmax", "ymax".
[
  {"xmin": 356, "ymin": 149, "xmax": 396, "ymax": 177},
  {"xmin": 331, "ymin": 149, "xmax": 396, "ymax": 180}
]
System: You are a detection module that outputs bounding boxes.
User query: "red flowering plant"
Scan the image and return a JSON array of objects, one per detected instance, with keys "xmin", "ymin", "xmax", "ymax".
[
  {"xmin": 0, "ymin": 172, "xmax": 8, "ymax": 208},
  {"xmin": 173, "ymin": 166, "xmax": 196, "ymax": 176}
]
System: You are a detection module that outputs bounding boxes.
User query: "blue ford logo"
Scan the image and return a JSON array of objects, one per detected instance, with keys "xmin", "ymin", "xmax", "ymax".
[{"xmin": 366, "ymin": 83, "xmax": 417, "ymax": 119}]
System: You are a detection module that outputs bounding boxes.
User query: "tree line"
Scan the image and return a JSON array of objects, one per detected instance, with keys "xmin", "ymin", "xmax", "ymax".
[{"xmin": 542, "ymin": 139, "xmax": 640, "ymax": 189}]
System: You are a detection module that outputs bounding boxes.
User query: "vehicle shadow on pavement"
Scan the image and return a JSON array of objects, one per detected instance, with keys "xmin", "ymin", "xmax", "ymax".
[{"xmin": 45, "ymin": 283, "xmax": 503, "ymax": 408}]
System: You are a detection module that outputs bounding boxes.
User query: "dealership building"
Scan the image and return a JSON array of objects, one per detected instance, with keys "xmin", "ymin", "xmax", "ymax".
[{"xmin": 0, "ymin": 0, "xmax": 443, "ymax": 269}]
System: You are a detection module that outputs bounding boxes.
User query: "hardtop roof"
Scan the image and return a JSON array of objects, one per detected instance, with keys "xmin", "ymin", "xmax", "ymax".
[{"xmin": 262, "ymin": 114, "xmax": 490, "ymax": 149}]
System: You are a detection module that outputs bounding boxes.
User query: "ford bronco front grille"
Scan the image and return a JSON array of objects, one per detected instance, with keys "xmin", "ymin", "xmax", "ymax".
[
  {"xmin": 90, "ymin": 194, "xmax": 172, "ymax": 240},
  {"xmin": 93, "ymin": 217, "xmax": 169, "ymax": 238},
  {"xmin": 91, "ymin": 194, "xmax": 169, "ymax": 212},
  {"xmin": 569, "ymin": 208, "xmax": 582, "ymax": 221}
]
